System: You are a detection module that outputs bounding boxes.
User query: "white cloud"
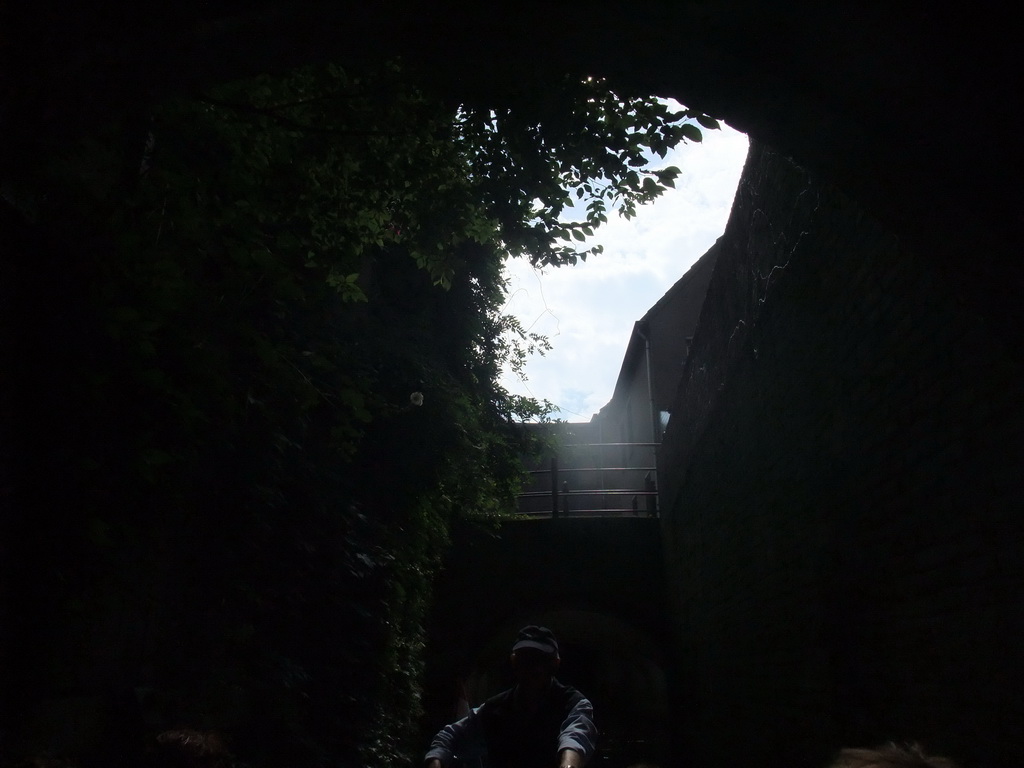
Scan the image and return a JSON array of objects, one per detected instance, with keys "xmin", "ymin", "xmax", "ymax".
[{"xmin": 500, "ymin": 117, "xmax": 749, "ymax": 421}]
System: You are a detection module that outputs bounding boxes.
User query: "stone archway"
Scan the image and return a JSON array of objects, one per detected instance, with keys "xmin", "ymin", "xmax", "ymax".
[
  {"xmin": 6, "ymin": 8, "xmax": 1023, "ymax": 768},
  {"xmin": 421, "ymin": 518, "xmax": 671, "ymax": 764},
  {"xmin": 460, "ymin": 610, "xmax": 670, "ymax": 768}
]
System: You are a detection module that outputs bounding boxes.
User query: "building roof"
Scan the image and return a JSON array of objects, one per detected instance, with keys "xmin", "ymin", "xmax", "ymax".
[{"xmin": 594, "ymin": 238, "xmax": 722, "ymax": 420}]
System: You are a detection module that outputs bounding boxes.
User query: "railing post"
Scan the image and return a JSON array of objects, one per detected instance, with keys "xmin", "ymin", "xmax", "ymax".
[
  {"xmin": 645, "ymin": 472, "xmax": 657, "ymax": 517},
  {"xmin": 513, "ymin": 442, "xmax": 660, "ymax": 517},
  {"xmin": 550, "ymin": 456, "xmax": 559, "ymax": 519}
]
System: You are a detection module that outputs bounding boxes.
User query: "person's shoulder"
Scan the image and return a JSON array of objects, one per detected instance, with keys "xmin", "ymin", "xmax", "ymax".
[
  {"xmin": 550, "ymin": 679, "xmax": 588, "ymax": 707},
  {"xmin": 551, "ymin": 678, "xmax": 581, "ymax": 696},
  {"xmin": 479, "ymin": 686, "xmax": 515, "ymax": 713}
]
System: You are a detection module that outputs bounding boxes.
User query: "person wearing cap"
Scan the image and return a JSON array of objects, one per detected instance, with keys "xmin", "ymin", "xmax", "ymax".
[{"xmin": 424, "ymin": 625, "xmax": 597, "ymax": 768}]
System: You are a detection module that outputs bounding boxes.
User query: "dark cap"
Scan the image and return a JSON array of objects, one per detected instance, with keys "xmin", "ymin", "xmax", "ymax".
[{"xmin": 512, "ymin": 625, "xmax": 559, "ymax": 657}]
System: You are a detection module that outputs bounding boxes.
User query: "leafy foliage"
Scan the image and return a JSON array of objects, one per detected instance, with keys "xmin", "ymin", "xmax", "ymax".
[
  {"xmin": 456, "ymin": 75, "xmax": 715, "ymax": 266},
  {"xmin": 5, "ymin": 57, "xmax": 714, "ymax": 768}
]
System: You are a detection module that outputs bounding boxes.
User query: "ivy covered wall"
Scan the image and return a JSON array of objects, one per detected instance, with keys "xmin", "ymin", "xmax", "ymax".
[{"xmin": 660, "ymin": 143, "xmax": 1023, "ymax": 768}]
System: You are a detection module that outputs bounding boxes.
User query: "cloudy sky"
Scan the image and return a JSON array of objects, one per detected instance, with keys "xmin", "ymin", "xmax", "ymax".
[{"xmin": 498, "ymin": 112, "xmax": 749, "ymax": 421}]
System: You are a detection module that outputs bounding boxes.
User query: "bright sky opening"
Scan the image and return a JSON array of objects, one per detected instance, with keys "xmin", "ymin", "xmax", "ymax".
[{"xmin": 499, "ymin": 110, "xmax": 749, "ymax": 421}]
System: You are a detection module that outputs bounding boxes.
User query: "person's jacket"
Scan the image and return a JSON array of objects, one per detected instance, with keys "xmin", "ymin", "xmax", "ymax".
[{"xmin": 424, "ymin": 679, "xmax": 597, "ymax": 768}]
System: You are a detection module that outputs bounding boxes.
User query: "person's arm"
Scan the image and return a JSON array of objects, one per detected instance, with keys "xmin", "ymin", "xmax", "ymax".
[
  {"xmin": 424, "ymin": 708, "xmax": 487, "ymax": 768},
  {"xmin": 557, "ymin": 696, "xmax": 598, "ymax": 767}
]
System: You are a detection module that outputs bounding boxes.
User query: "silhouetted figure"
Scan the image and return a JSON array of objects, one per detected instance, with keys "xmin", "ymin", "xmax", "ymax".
[{"xmin": 425, "ymin": 626, "xmax": 597, "ymax": 768}]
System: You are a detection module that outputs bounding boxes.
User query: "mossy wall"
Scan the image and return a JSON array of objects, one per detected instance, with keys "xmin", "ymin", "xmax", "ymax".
[{"xmin": 660, "ymin": 143, "xmax": 1023, "ymax": 768}]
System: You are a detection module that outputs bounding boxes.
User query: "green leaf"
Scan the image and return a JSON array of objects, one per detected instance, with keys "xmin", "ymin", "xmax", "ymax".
[{"xmin": 680, "ymin": 123, "xmax": 703, "ymax": 142}]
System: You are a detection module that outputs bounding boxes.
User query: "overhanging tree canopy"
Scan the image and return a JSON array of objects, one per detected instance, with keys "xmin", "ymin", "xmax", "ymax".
[{"xmin": 3, "ymin": 56, "xmax": 716, "ymax": 767}]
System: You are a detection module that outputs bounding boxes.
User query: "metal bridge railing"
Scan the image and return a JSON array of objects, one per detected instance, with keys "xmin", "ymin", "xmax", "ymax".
[{"xmin": 516, "ymin": 442, "xmax": 659, "ymax": 519}]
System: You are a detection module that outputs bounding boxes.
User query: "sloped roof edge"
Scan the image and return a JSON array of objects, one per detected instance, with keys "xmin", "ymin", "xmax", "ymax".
[{"xmin": 593, "ymin": 238, "xmax": 723, "ymax": 421}]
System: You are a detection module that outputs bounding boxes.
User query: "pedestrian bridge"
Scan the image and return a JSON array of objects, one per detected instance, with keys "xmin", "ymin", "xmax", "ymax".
[{"xmin": 516, "ymin": 440, "xmax": 660, "ymax": 519}]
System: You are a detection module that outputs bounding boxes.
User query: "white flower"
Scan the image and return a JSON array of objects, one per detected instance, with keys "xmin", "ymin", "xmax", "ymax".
[{"xmin": 410, "ymin": 391, "xmax": 424, "ymax": 406}]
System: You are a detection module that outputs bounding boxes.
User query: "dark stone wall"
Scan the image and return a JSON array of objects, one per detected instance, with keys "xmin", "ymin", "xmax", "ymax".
[
  {"xmin": 659, "ymin": 143, "xmax": 1023, "ymax": 768},
  {"xmin": 598, "ymin": 244, "xmax": 721, "ymax": 441},
  {"xmin": 644, "ymin": 244, "xmax": 720, "ymax": 418}
]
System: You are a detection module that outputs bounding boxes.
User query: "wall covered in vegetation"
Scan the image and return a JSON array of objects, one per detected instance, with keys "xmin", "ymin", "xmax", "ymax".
[{"xmin": 659, "ymin": 143, "xmax": 1023, "ymax": 768}]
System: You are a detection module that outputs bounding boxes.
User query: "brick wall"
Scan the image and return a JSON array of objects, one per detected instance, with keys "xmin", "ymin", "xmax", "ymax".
[{"xmin": 659, "ymin": 143, "xmax": 1024, "ymax": 768}]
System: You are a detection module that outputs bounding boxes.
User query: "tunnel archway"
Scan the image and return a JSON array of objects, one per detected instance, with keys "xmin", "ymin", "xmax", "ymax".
[
  {"xmin": 6, "ymin": 7, "xmax": 1022, "ymax": 768},
  {"xmin": 421, "ymin": 518, "xmax": 671, "ymax": 765},
  {"xmin": 456, "ymin": 611, "xmax": 669, "ymax": 768},
  {"xmin": 10, "ymin": 4, "xmax": 1019, "ymax": 319}
]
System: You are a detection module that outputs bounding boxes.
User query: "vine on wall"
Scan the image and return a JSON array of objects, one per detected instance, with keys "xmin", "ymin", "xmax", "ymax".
[{"xmin": 7, "ymin": 59, "xmax": 713, "ymax": 767}]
